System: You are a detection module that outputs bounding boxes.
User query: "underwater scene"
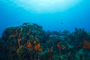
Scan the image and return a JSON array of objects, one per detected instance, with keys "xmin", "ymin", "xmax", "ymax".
[{"xmin": 0, "ymin": 0, "xmax": 90, "ymax": 60}]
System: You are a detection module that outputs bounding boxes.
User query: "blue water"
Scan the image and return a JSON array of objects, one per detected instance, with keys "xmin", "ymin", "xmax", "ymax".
[{"xmin": 0, "ymin": 0, "xmax": 90, "ymax": 37}]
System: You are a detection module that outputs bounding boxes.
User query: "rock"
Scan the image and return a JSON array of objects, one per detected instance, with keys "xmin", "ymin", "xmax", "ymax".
[{"xmin": 0, "ymin": 23, "xmax": 90, "ymax": 60}]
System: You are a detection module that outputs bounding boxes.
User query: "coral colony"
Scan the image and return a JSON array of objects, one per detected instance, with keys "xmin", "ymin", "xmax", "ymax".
[{"xmin": 0, "ymin": 23, "xmax": 90, "ymax": 60}]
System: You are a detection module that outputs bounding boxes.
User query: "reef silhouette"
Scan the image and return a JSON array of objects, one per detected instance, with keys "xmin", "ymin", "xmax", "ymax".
[{"xmin": 0, "ymin": 23, "xmax": 90, "ymax": 60}]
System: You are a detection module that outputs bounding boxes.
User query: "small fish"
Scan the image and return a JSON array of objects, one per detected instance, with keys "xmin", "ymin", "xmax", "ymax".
[{"xmin": 61, "ymin": 22, "xmax": 63, "ymax": 24}]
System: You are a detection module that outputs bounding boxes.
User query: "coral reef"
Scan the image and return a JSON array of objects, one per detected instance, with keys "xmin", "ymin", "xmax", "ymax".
[{"xmin": 0, "ymin": 23, "xmax": 90, "ymax": 60}]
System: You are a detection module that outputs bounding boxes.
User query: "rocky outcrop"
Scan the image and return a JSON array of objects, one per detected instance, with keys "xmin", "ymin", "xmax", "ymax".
[{"xmin": 0, "ymin": 23, "xmax": 90, "ymax": 60}]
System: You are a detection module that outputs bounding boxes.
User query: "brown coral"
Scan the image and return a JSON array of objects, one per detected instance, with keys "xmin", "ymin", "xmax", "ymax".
[
  {"xmin": 9, "ymin": 30, "xmax": 18, "ymax": 39},
  {"xmin": 67, "ymin": 51, "xmax": 71, "ymax": 57},
  {"xmin": 26, "ymin": 29, "xmax": 31, "ymax": 35},
  {"xmin": 16, "ymin": 45, "xmax": 23, "ymax": 54},
  {"xmin": 19, "ymin": 28, "xmax": 22, "ymax": 38},
  {"xmin": 83, "ymin": 40, "xmax": 90, "ymax": 49}
]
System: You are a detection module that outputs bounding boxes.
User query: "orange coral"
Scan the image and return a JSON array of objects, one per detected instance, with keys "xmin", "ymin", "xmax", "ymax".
[
  {"xmin": 34, "ymin": 46, "xmax": 39, "ymax": 50},
  {"xmin": 27, "ymin": 42, "xmax": 32, "ymax": 48},
  {"xmin": 33, "ymin": 41, "xmax": 36, "ymax": 44},
  {"xmin": 18, "ymin": 38, "xmax": 22, "ymax": 46},
  {"xmin": 34, "ymin": 44, "xmax": 41, "ymax": 51},
  {"xmin": 18, "ymin": 38, "xmax": 21, "ymax": 42},
  {"xmin": 83, "ymin": 40, "xmax": 90, "ymax": 49},
  {"xmin": 38, "ymin": 48, "xmax": 42, "ymax": 52},
  {"xmin": 37, "ymin": 44, "xmax": 40, "ymax": 48}
]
